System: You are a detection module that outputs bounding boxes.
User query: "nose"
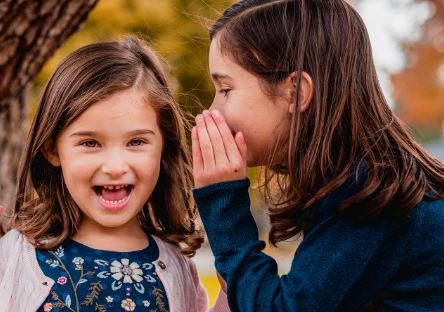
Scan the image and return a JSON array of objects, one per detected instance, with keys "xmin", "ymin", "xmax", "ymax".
[
  {"xmin": 209, "ymin": 98, "xmax": 219, "ymax": 112},
  {"xmin": 101, "ymin": 151, "xmax": 129, "ymax": 178}
]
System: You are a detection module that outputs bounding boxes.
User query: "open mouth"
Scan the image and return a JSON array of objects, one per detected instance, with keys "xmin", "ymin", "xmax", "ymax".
[{"xmin": 93, "ymin": 184, "xmax": 134, "ymax": 207}]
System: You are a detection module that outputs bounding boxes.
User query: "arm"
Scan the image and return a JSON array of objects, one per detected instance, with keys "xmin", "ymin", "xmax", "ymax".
[
  {"xmin": 193, "ymin": 180, "xmax": 404, "ymax": 311},
  {"xmin": 191, "ymin": 111, "xmax": 403, "ymax": 311}
]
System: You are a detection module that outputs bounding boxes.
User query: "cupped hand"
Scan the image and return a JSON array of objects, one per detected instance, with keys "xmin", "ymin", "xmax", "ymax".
[{"xmin": 192, "ymin": 110, "xmax": 247, "ymax": 188}]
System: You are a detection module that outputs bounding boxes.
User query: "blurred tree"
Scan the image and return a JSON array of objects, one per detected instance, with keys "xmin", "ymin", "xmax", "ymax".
[
  {"xmin": 391, "ymin": 0, "xmax": 444, "ymax": 142},
  {"xmin": 33, "ymin": 0, "xmax": 235, "ymax": 117},
  {"xmin": 0, "ymin": 0, "xmax": 98, "ymax": 233}
]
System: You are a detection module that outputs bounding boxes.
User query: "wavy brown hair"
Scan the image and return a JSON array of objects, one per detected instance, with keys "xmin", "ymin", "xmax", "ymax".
[
  {"xmin": 210, "ymin": 0, "xmax": 444, "ymax": 245},
  {"xmin": 10, "ymin": 36, "xmax": 203, "ymax": 256}
]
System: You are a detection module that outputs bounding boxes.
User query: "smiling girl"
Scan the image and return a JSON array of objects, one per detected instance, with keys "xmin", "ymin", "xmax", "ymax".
[{"xmin": 0, "ymin": 37, "xmax": 228, "ymax": 312}]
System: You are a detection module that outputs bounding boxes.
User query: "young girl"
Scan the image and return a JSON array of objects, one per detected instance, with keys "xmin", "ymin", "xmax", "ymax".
[
  {"xmin": 192, "ymin": 0, "xmax": 444, "ymax": 311},
  {"xmin": 0, "ymin": 37, "xmax": 229, "ymax": 312}
]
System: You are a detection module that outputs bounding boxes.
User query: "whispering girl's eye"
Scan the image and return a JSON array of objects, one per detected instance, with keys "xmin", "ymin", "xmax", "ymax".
[
  {"xmin": 129, "ymin": 139, "xmax": 146, "ymax": 147},
  {"xmin": 219, "ymin": 88, "xmax": 232, "ymax": 98},
  {"xmin": 81, "ymin": 140, "xmax": 99, "ymax": 148}
]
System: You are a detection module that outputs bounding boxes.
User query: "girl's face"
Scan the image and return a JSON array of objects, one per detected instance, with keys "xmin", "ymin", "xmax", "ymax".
[
  {"xmin": 46, "ymin": 88, "xmax": 163, "ymax": 235},
  {"xmin": 208, "ymin": 37, "xmax": 291, "ymax": 167}
]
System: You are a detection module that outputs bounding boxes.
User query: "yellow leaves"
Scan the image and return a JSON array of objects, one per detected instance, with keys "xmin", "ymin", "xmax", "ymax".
[{"xmin": 32, "ymin": 0, "xmax": 236, "ymax": 117}]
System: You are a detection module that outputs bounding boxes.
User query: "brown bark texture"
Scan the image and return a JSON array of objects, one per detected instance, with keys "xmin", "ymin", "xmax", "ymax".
[{"xmin": 0, "ymin": 0, "xmax": 98, "ymax": 234}]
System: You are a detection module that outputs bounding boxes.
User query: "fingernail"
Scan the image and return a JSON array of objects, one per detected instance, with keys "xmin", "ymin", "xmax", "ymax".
[
  {"xmin": 196, "ymin": 114, "xmax": 204, "ymax": 123},
  {"xmin": 211, "ymin": 110, "xmax": 222, "ymax": 121},
  {"xmin": 203, "ymin": 110, "xmax": 210, "ymax": 118}
]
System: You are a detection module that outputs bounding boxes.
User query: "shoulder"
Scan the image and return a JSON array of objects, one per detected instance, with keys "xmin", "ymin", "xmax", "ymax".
[
  {"xmin": 0, "ymin": 229, "xmax": 35, "ymax": 259},
  {"xmin": 151, "ymin": 235, "xmax": 190, "ymax": 264},
  {"xmin": 152, "ymin": 235, "xmax": 182, "ymax": 255},
  {"xmin": 406, "ymin": 198, "xmax": 444, "ymax": 254},
  {"xmin": 413, "ymin": 198, "xmax": 444, "ymax": 233},
  {"xmin": 0, "ymin": 229, "xmax": 27, "ymax": 269},
  {"xmin": 0, "ymin": 229, "xmax": 24, "ymax": 248},
  {"xmin": 152, "ymin": 235, "xmax": 197, "ymax": 273}
]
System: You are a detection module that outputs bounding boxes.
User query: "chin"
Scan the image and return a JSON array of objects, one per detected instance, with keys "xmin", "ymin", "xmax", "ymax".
[
  {"xmin": 246, "ymin": 152, "xmax": 267, "ymax": 167},
  {"xmin": 246, "ymin": 159, "xmax": 259, "ymax": 168},
  {"xmin": 96, "ymin": 218, "xmax": 131, "ymax": 229}
]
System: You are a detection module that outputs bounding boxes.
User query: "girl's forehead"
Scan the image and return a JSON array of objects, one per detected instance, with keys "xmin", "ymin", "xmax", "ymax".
[
  {"xmin": 210, "ymin": 41, "xmax": 239, "ymax": 75},
  {"xmin": 64, "ymin": 89, "xmax": 159, "ymax": 135}
]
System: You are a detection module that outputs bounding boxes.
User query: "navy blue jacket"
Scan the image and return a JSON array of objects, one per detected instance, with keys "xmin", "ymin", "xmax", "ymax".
[{"xmin": 194, "ymin": 178, "xmax": 444, "ymax": 311}]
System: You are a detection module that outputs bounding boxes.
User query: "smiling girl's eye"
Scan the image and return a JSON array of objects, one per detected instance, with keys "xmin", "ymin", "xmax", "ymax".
[
  {"xmin": 81, "ymin": 140, "xmax": 99, "ymax": 148},
  {"xmin": 129, "ymin": 139, "xmax": 146, "ymax": 147}
]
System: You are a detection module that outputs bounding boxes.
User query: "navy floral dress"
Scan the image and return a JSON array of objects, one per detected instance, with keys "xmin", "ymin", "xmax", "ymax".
[{"xmin": 36, "ymin": 236, "xmax": 169, "ymax": 312}]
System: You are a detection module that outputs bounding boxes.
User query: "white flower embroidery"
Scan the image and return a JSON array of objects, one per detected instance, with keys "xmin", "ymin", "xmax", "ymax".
[
  {"xmin": 121, "ymin": 298, "xmax": 136, "ymax": 311},
  {"xmin": 106, "ymin": 295, "xmax": 114, "ymax": 303},
  {"xmin": 95, "ymin": 258, "xmax": 154, "ymax": 294},
  {"xmin": 72, "ymin": 257, "xmax": 84, "ymax": 270},
  {"xmin": 143, "ymin": 300, "xmax": 150, "ymax": 307},
  {"xmin": 110, "ymin": 258, "xmax": 144, "ymax": 284}
]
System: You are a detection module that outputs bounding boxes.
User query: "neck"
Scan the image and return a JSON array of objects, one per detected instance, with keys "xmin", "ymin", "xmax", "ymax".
[{"xmin": 72, "ymin": 218, "xmax": 149, "ymax": 252}]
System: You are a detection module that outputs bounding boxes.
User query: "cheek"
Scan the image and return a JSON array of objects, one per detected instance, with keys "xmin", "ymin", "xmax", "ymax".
[
  {"xmin": 224, "ymin": 109, "xmax": 252, "ymax": 136},
  {"xmin": 133, "ymin": 153, "xmax": 162, "ymax": 181},
  {"xmin": 60, "ymin": 157, "xmax": 95, "ymax": 186}
]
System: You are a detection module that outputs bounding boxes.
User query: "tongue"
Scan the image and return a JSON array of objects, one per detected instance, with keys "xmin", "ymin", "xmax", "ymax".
[{"xmin": 101, "ymin": 188, "xmax": 128, "ymax": 201}]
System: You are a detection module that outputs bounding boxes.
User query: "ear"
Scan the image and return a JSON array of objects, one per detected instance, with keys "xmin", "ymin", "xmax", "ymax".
[
  {"xmin": 284, "ymin": 71, "xmax": 314, "ymax": 114},
  {"xmin": 42, "ymin": 139, "xmax": 61, "ymax": 167}
]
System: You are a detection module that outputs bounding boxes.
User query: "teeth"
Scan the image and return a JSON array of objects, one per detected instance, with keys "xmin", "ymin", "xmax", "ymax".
[
  {"xmin": 99, "ymin": 195, "xmax": 128, "ymax": 205},
  {"xmin": 102, "ymin": 184, "xmax": 128, "ymax": 190}
]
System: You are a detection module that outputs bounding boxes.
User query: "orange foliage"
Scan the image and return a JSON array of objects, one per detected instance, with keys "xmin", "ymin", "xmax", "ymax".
[{"xmin": 391, "ymin": 0, "xmax": 444, "ymax": 138}]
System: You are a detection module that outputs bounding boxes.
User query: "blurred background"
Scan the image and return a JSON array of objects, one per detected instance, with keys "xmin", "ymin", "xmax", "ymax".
[{"xmin": 3, "ymin": 0, "xmax": 444, "ymax": 305}]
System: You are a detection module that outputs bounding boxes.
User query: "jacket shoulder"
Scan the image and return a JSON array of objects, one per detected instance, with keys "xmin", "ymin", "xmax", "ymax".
[
  {"xmin": 416, "ymin": 198, "xmax": 444, "ymax": 229},
  {"xmin": 408, "ymin": 198, "xmax": 444, "ymax": 255},
  {"xmin": 0, "ymin": 229, "xmax": 23, "ymax": 274},
  {"xmin": 0, "ymin": 229, "xmax": 22, "ymax": 250}
]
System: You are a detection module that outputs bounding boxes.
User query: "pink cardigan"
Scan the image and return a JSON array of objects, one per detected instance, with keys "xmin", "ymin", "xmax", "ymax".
[{"xmin": 0, "ymin": 229, "xmax": 230, "ymax": 312}]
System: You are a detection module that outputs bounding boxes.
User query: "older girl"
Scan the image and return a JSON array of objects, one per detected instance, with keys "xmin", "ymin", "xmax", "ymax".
[{"xmin": 192, "ymin": 0, "xmax": 444, "ymax": 311}]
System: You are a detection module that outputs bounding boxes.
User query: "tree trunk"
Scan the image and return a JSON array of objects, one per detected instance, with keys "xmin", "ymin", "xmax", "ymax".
[{"xmin": 0, "ymin": 0, "xmax": 99, "ymax": 234}]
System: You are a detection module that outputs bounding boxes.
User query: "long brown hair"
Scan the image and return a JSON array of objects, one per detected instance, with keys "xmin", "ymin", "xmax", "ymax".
[
  {"xmin": 10, "ymin": 36, "xmax": 203, "ymax": 256},
  {"xmin": 210, "ymin": 0, "xmax": 444, "ymax": 245}
]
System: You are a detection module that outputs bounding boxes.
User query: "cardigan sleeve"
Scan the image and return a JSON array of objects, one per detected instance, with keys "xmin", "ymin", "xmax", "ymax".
[
  {"xmin": 187, "ymin": 257, "xmax": 230, "ymax": 312},
  {"xmin": 0, "ymin": 233, "xmax": 6, "ymax": 281},
  {"xmin": 193, "ymin": 179, "xmax": 407, "ymax": 312},
  {"xmin": 0, "ymin": 229, "xmax": 20, "ymax": 281}
]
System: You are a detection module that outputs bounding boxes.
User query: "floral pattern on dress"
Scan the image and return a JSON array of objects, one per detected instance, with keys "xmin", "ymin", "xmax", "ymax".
[
  {"xmin": 94, "ymin": 258, "xmax": 157, "ymax": 294},
  {"xmin": 37, "ymin": 240, "xmax": 169, "ymax": 312}
]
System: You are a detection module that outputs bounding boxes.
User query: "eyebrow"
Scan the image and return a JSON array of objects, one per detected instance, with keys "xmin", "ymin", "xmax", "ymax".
[
  {"xmin": 211, "ymin": 73, "xmax": 233, "ymax": 82},
  {"xmin": 70, "ymin": 129, "xmax": 156, "ymax": 138}
]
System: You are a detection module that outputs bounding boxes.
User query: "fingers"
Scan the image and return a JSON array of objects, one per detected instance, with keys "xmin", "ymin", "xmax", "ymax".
[
  {"xmin": 195, "ymin": 113, "xmax": 215, "ymax": 168},
  {"xmin": 210, "ymin": 110, "xmax": 243, "ymax": 164},
  {"xmin": 202, "ymin": 110, "xmax": 229, "ymax": 166},
  {"xmin": 235, "ymin": 132, "xmax": 247, "ymax": 164},
  {"xmin": 193, "ymin": 109, "xmax": 248, "ymax": 188},
  {"xmin": 191, "ymin": 126, "xmax": 203, "ymax": 174}
]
